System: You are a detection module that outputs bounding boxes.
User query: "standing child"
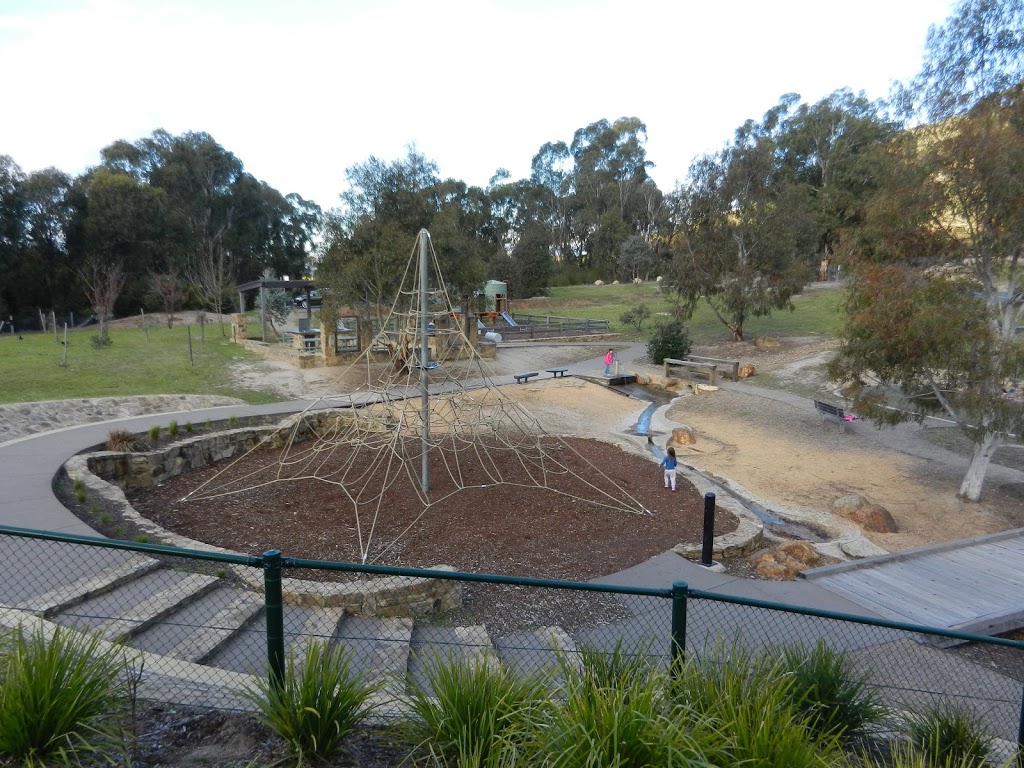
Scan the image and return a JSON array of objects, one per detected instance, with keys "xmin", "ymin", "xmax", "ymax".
[
  {"xmin": 659, "ymin": 446, "xmax": 677, "ymax": 491},
  {"xmin": 603, "ymin": 348, "xmax": 616, "ymax": 376}
]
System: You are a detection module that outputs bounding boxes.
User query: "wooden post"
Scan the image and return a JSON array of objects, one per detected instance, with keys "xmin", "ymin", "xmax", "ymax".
[
  {"xmin": 140, "ymin": 309, "xmax": 148, "ymax": 341},
  {"xmin": 187, "ymin": 324, "xmax": 194, "ymax": 367},
  {"xmin": 62, "ymin": 324, "xmax": 68, "ymax": 367},
  {"xmin": 51, "ymin": 310, "xmax": 57, "ymax": 342}
]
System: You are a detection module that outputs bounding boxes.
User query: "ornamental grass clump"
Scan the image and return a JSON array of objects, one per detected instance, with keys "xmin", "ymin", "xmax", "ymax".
[
  {"xmin": 105, "ymin": 428, "xmax": 145, "ymax": 452},
  {"xmin": 0, "ymin": 624, "xmax": 131, "ymax": 766},
  {"xmin": 905, "ymin": 701, "xmax": 992, "ymax": 768},
  {"xmin": 669, "ymin": 642, "xmax": 846, "ymax": 768},
  {"xmin": 404, "ymin": 652, "xmax": 550, "ymax": 767},
  {"xmin": 780, "ymin": 640, "xmax": 889, "ymax": 743},
  {"xmin": 242, "ymin": 640, "xmax": 380, "ymax": 764},
  {"xmin": 539, "ymin": 643, "xmax": 723, "ymax": 768}
]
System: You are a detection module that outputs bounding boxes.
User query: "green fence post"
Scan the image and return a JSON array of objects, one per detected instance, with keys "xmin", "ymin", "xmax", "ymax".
[
  {"xmin": 263, "ymin": 549, "xmax": 285, "ymax": 689},
  {"xmin": 671, "ymin": 581, "xmax": 688, "ymax": 675}
]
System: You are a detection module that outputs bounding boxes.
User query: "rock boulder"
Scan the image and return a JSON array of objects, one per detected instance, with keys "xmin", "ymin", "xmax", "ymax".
[{"xmin": 738, "ymin": 364, "xmax": 757, "ymax": 378}]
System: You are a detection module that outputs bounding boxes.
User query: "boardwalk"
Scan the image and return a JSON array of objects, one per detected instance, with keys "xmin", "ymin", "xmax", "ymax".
[{"xmin": 803, "ymin": 528, "xmax": 1024, "ymax": 635}]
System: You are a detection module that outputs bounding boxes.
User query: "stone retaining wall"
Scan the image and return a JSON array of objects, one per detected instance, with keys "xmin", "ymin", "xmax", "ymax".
[
  {"xmin": 66, "ymin": 416, "xmax": 463, "ymax": 616},
  {"xmin": 0, "ymin": 394, "xmax": 245, "ymax": 444}
]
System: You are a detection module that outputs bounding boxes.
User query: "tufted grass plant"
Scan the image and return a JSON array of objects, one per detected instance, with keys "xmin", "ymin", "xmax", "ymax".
[
  {"xmin": 780, "ymin": 640, "xmax": 889, "ymax": 743},
  {"xmin": 403, "ymin": 652, "xmax": 550, "ymax": 767},
  {"xmin": 104, "ymin": 428, "xmax": 146, "ymax": 452},
  {"xmin": 242, "ymin": 640, "xmax": 380, "ymax": 765},
  {"xmin": 167, "ymin": 420, "xmax": 178, "ymax": 437},
  {"xmin": 0, "ymin": 624, "xmax": 132, "ymax": 766},
  {"xmin": 539, "ymin": 645, "xmax": 723, "ymax": 768},
  {"xmin": 72, "ymin": 478, "xmax": 87, "ymax": 503},
  {"xmin": 148, "ymin": 424, "xmax": 160, "ymax": 443},
  {"xmin": 669, "ymin": 641, "xmax": 847, "ymax": 768},
  {"xmin": 905, "ymin": 701, "xmax": 992, "ymax": 768},
  {"xmin": 863, "ymin": 742, "xmax": 1014, "ymax": 768}
]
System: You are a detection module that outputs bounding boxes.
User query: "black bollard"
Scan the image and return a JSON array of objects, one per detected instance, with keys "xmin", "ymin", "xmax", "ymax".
[{"xmin": 701, "ymin": 492, "xmax": 716, "ymax": 566}]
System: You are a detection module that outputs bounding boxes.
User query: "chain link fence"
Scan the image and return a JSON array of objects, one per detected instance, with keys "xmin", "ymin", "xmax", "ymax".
[{"xmin": 1, "ymin": 524, "xmax": 1022, "ymax": 743}]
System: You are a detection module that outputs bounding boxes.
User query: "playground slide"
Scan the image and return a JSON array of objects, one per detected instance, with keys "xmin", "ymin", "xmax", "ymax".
[
  {"xmin": 500, "ymin": 312, "xmax": 518, "ymax": 326},
  {"xmin": 477, "ymin": 320, "xmax": 487, "ymax": 332}
]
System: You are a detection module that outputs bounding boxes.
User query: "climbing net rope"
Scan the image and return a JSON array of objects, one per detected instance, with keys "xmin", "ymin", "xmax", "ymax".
[{"xmin": 183, "ymin": 231, "xmax": 650, "ymax": 563}]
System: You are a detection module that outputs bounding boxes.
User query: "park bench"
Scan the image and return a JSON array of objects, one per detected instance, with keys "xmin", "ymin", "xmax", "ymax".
[
  {"xmin": 514, "ymin": 372, "xmax": 539, "ymax": 384},
  {"xmin": 663, "ymin": 358, "xmax": 718, "ymax": 385},
  {"xmin": 546, "ymin": 368, "xmax": 568, "ymax": 378},
  {"xmin": 814, "ymin": 400, "xmax": 854, "ymax": 432},
  {"xmin": 684, "ymin": 354, "xmax": 741, "ymax": 381}
]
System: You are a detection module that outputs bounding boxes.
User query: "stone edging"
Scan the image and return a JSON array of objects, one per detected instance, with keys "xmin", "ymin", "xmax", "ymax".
[{"xmin": 62, "ymin": 416, "xmax": 461, "ymax": 617}]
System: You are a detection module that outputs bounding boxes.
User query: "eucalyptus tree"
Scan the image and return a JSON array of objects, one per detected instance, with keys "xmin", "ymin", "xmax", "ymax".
[
  {"xmin": 830, "ymin": 0, "xmax": 1024, "ymax": 501},
  {"xmin": 529, "ymin": 118, "xmax": 667, "ymax": 277},
  {"xmin": 0, "ymin": 155, "xmax": 25, "ymax": 318},
  {"xmin": 69, "ymin": 167, "xmax": 167, "ymax": 340},
  {"xmin": 666, "ymin": 105, "xmax": 817, "ymax": 341}
]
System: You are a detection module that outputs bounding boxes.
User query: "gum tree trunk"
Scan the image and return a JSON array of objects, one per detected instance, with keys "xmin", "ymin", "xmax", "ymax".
[{"xmin": 959, "ymin": 432, "xmax": 1001, "ymax": 502}]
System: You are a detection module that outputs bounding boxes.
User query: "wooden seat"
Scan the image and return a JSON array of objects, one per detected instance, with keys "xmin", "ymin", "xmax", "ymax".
[
  {"xmin": 546, "ymin": 368, "xmax": 568, "ymax": 378},
  {"xmin": 514, "ymin": 372, "xmax": 539, "ymax": 383}
]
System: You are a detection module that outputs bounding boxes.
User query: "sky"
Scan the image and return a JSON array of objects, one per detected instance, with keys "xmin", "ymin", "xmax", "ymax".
[{"xmin": 0, "ymin": 0, "xmax": 955, "ymax": 211}]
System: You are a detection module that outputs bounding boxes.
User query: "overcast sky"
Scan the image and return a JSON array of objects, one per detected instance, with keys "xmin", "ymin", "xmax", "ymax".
[{"xmin": 1, "ymin": 0, "xmax": 954, "ymax": 210}]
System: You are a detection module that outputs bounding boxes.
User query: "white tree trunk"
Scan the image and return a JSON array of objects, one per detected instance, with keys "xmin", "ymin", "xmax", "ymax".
[{"xmin": 959, "ymin": 432, "xmax": 1002, "ymax": 501}]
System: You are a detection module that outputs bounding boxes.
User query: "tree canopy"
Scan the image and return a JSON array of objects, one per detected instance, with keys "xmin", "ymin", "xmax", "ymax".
[{"xmin": 831, "ymin": 0, "xmax": 1024, "ymax": 501}]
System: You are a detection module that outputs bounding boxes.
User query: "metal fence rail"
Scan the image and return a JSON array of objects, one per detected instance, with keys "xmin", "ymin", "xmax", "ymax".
[
  {"xmin": 500, "ymin": 315, "xmax": 610, "ymax": 341},
  {"xmin": 0, "ymin": 524, "xmax": 1022, "ymax": 745}
]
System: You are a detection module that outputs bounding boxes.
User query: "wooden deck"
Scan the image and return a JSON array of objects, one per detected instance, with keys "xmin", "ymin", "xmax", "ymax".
[{"xmin": 801, "ymin": 528, "xmax": 1024, "ymax": 635}]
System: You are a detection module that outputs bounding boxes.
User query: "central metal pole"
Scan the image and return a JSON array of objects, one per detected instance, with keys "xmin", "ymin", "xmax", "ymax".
[{"xmin": 419, "ymin": 229, "xmax": 430, "ymax": 493}]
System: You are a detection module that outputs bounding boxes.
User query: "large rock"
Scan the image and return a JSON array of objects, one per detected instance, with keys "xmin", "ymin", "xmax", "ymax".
[
  {"xmin": 847, "ymin": 504, "xmax": 898, "ymax": 533},
  {"xmin": 833, "ymin": 494, "xmax": 869, "ymax": 515},
  {"xmin": 777, "ymin": 540, "xmax": 822, "ymax": 566},
  {"xmin": 833, "ymin": 494, "xmax": 898, "ymax": 532},
  {"xmin": 748, "ymin": 549, "xmax": 804, "ymax": 580},
  {"xmin": 669, "ymin": 426, "xmax": 696, "ymax": 447},
  {"xmin": 754, "ymin": 336, "xmax": 780, "ymax": 348},
  {"xmin": 738, "ymin": 364, "xmax": 757, "ymax": 378}
]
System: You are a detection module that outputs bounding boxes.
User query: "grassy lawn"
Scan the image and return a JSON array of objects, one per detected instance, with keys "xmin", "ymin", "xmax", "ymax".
[
  {"xmin": 0, "ymin": 322, "xmax": 283, "ymax": 405},
  {"xmin": 524, "ymin": 282, "xmax": 845, "ymax": 343}
]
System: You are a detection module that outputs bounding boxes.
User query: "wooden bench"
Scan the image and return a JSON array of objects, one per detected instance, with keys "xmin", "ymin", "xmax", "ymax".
[
  {"xmin": 684, "ymin": 354, "xmax": 740, "ymax": 381},
  {"xmin": 546, "ymin": 368, "xmax": 568, "ymax": 378},
  {"xmin": 514, "ymin": 372, "xmax": 539, "ymax": 384},
  {"xmin": 664, "ymin": 358, "xmax": 717, "ymax": 385},
  {"xmin": 814, "ymin": 400, "xmax": 850, "ymax": 432}
]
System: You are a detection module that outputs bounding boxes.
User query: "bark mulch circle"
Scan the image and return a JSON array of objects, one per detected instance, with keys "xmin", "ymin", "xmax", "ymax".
[{"xmin": 127, "ymin": 437, "xmax": 737, "ymax": 582}]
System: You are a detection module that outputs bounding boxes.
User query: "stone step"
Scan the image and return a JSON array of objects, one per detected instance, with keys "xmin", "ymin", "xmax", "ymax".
[
  {"xmin": 94, "ymin": 573, "xmax": 220, "ymax": 644},
  {"xmin": 541, "ymin": 625, "xmax": 582, "ymax": 674},
  {"xmin": 165, "ymin": 592, "xmax": 263, "ymax": 664},
  {"xmin": 14, "ymin": 555, "xmax": 162, "ymax": 618},
  {"xmin": 454, "ymin": 625, "xmax": 499, "ymax": 670},
  {"xmin": 290, "ymin": 607, "xmax": 345, "ymax": 672},
  {"xmin": 370, "ymin": 617, "xmax": 413, "ymax": 695}
]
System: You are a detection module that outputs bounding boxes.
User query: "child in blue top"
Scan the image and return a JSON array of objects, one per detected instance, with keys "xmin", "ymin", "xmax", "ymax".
[{"xmin": 659, "ymin": 446, "xmax": 677, "ymax": 491}]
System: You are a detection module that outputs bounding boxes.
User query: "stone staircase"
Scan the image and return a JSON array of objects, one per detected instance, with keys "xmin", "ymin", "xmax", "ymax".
[{"xmin": 4, "ymin": 550, "xmax": 584, "ymax": 706}]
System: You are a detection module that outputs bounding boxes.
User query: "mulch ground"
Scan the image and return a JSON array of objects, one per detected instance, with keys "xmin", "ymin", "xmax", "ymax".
[{"xmin": 126, "ymin": 437, "xmax": 737, "ymax": 582}]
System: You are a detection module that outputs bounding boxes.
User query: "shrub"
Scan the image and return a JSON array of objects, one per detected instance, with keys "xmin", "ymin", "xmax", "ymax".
[
  {"xmin": 404, "ymin": 653, "xmax": 549, "ymax": 766},
  {"xmin": 906, "ymin": 701, "xmax": 992, "ymax": 767},
  {"xmin": 242, "ymin": 640, "xmax": 380, "ymax": 764},
  {"xmin": 780, "ymin": 640, "xmax": 888, "ymax": 742},
  {"xmin": 148, "ymin": 425, "xmax": 161, "ymax": 443},
  {"xmin": 167, "ymin": 420, "xmax": 178, "ymax": 437},
  {"xmin": 184, "ymin": 422, "xmax": 193, "ymax": 433},
  {"xmin": 228, "ymin": 415, "xmax": 238, "ymax": 428},
  {"xmin": 89, "ymin": 333, "xmax": 112, "ymax": 349},
  {"xmin": 105, "ymin": 428, "xmax": 144, "ymax": 452},
  {"xmin": 0, "ymin": 625, "xmax": 131, "ymax": 765},
  {"xmin": 619, "ymin": 303, "xmax": 651, "ymax": 332},
  {"xmin": 646, "ymin": 319, "xmax": 691, "ymax": 364}
]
